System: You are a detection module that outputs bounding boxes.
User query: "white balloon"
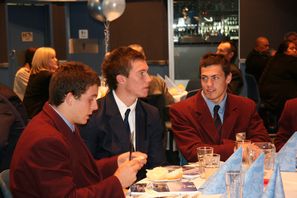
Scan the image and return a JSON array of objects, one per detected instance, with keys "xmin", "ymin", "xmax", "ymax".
[
  {"xmin": 103, "ymin": 0, "xmax": 126, "ymax": 22},
  {"xmin": 87, "ymin": 0, "xmax": 106, "ymax": 22}
]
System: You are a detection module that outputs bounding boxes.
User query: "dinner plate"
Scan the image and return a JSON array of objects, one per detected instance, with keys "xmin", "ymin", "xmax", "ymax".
[
  {"xmin": 182, "ymin": 167, "xmax": 201, "ymax": 179},
  {"xmin": 147, "ymin": 178, "xmax": 182, "ymax": 183}
]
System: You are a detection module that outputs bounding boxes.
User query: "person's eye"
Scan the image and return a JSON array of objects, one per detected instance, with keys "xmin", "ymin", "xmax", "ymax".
[
  {"xmin": 212, "ymin": 76, "xmax": 220, "ymax": 80},
  {"xmin": 201, "ymin": 76, "xmax": 208, "ymax": 81}
]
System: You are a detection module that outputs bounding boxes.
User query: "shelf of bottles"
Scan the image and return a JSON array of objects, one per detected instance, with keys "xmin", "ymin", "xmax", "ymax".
[{"xmin": 173, "ymin": 0, "xmax": 239, "ymax": 44}]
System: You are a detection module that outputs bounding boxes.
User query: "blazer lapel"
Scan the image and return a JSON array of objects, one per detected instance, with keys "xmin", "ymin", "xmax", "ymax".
[
  {"xmin": 221, "ymin": 95, "xmax": 240, "ymax": 139},
  {"xmin": 105, "ymin": 93, "xmax": 130, "ymax": 152},
  {"xmin": 135, "ymin": 101, "xmax": 146, "ymax": 152},
  {"xmin": 195, "ymin": 93, "xmax": 221, "ymax": 144}
]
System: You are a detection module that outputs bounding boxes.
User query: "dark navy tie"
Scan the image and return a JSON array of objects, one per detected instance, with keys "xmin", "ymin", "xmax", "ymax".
[
  {"xmin": 124, "ymin": 108, "xmax": 134, "ymax": 152},
  {"xmin": 213, "ymin": 105, "xmax": 222, "ymax": 131},
  {"xmin": 124, "ymin": 108, "xmax": 131, "ymax": 133}
]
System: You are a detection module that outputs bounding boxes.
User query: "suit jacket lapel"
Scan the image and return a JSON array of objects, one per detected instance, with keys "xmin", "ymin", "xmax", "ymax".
[
  {"xmin": 105, "ymin": 92, "xmax": 130, "ymax": 152},
  {"xmin": 135, "ymin": 101, "xmax": 146, "ymax": 152},
  {"xmin": 221, "ymin": 95, "xmax": 239, "ymax": 139},
  {"xmin": 195, "ymin": 92, "xmax": 221, "ymax": 144}
]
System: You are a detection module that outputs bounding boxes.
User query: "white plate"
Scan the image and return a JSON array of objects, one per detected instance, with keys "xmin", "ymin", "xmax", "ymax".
[{"xmin": 147, "ymin": 178, "xmax": 182, "ymax": 183}]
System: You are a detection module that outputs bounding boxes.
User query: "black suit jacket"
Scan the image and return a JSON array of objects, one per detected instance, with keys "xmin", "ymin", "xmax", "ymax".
[{"xmin": 80, "ymin": 92, "xmax": 167, "ymax": 177}]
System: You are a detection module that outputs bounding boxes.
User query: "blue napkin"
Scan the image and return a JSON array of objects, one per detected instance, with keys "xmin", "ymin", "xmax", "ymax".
[
  {"xmin": 262, "ymin": 162, "xmax": 285, "ymax": 198},
  {"xmin": 201, "ymin": 147, "xmax": 242, "ymax": 194},
  {"xmin": 276, "ymin": 131, "xmax": 297, "ymax": 172},
  {"xmin": 243, "ymin": 153, "xmax": 264, "ymax": 198}
]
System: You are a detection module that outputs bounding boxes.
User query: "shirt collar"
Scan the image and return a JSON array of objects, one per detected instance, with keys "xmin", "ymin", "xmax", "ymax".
[
  {"xmin": 49, "ymin": 104, "xmax": 75, "ymax": 132},
  {"xmin": 201, "ymin": 90, "xmax": 227, "ymax": 117},
  {"xmin": 112, "ymin": 90, "xmax": 137, "ymax": 119}
]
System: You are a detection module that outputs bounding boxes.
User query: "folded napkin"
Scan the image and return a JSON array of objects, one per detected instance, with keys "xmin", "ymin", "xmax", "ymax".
[
  {"xmin": 243, "ymin": 153, "xmax": 264, "ymax": 198},
  {"xmin": 276, "ymin": 131, "xmax": 297, "ymax": 172},
  {"xmin": 262, "ymin": 162, "xmax": 285, "ymax": 198},
  {"xmin": 201, "ymin": 147, "xmax": 242, "ymax": 194}
]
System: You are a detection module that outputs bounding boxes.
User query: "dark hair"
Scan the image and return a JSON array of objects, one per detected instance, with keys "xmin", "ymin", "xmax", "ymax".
[
  {"xmin": 284, "ymin": 31, "xmax": 297, "ymax": 41},
  {"xmin": 276, "ymin": 40, "xmax": 293, "ymax": 55},
  {"xmin": 24, "ymin": 47, "xmax": 37, "ymax": 68},
  {"xmin": 219, "ymin": 39, "xmax": 238, "ymax": 63},
  {"xmin": 49, "ymin": 61, "xmax": 100, "ymax": 106},
  {"xmin": 199, "ymin": 53, "xmax": 231, "ymax": 76},
  {"xmin": 101, "ymin": 46, "xmax": 146, "ymax": 90}
]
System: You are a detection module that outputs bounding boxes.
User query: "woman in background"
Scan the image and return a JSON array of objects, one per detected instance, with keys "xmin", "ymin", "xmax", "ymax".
[
  {"xmin": 13, "ymin": 47, "xmax": 37, "ymax": 101},
  {"xmin": 23, "ymin": 47, "xmax": 58, "ymax": 118}
]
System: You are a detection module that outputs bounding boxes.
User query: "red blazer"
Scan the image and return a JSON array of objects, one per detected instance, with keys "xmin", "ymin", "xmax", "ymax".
[
  {"xmin": 10, "ymin": 103, "xmax": 124, "ymax": 198},
  {"xmin": 170, "ymin": 90, "xmax": 270, "ymax": 161},
  {"xmin": 275, "ymin": 98, "xmax": 297, "ymax": 151}
]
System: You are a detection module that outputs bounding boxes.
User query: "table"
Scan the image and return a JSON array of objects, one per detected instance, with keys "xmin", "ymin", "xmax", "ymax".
[
  {"xmin": 281, "ymin": 172, "xmax": 297, "ymax": 197},
  {"xmin": 127, "ymin": 170, "xmax": 297, "ymax": 198}
]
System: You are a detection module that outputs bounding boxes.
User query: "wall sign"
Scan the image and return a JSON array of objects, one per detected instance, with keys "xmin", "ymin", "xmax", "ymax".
[
  {"xmin": 79, "ymin": 29, "xmax": 88, "ymax": 39},
  {"xmin": 21, "ymin": 32, "xmax": 33, "ymax": 42}
]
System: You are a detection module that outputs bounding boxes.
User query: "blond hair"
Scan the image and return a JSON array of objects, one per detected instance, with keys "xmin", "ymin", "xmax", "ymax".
[
  {"xmin": 128, "ymin": 44, "xmax": 146, "ymax": 58},
  {"xmin": 31, "ymin": 47, "xmax": 56, "ymax": 74}
]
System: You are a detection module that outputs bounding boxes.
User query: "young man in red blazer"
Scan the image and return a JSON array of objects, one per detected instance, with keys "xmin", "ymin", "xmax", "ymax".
[
  {"xmin": 170, "ymin": 53, "xmax": 270, "ymax": 161},
  {"xmin": 10, "ymin": 61, "xmax": 147, "ymax": 197},
  {"xmin": 274, "ymin": 98, "xmax": 297, "ymax": 151}
]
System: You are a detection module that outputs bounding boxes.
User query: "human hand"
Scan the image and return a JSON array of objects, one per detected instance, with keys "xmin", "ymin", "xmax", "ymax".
[
  {"xmin": 117, "ymin": 152, "xmax": 147, "ymax": 166},
  {"xmin": 114, "ymin": 158, "xmax": 145, "ymax": 188}
]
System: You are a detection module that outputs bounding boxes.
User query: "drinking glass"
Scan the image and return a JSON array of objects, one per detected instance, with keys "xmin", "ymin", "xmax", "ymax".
[
  {"xmin": 234, "ymin": 140, "xmax": 251, "ymax": 170},
  {"xmin": 196, "ymin": 146, "xmax": 214, "ymax": 164},
  {"xmin": 251, "ymin": 142, "xmax": 276, "ymax": 183},
  {"xmin": 203, "ymin": 153, "xmax": 220, "ymax": 179},
  {"xmin": 236, "ymin": 132, "xmax": 246, "ymax": 141},
  {"xmin": 225, "ymin": 171, "xmax": 243, "ymax": 198}
]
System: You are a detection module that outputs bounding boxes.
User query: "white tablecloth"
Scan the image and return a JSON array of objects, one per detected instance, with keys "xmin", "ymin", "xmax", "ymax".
[
  {"xmin": 127, "ymin": 171, "xmax": 297, "ymax": 198},
  {"xmin": 281, "ymin": 172, "xmax": 297, "ymax": 198}
]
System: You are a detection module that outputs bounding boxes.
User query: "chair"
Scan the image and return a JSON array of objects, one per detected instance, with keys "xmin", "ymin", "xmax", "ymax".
[
  {"xmin": 186, "ymin": 79, "xmax": 201, "ymax": 98},
  {"xmin": 245, "ymin": 74, "xmax": 278, "ymax": 133},
  {"xmin": 0, "ymin": 169, "xmax": 12, "ymax": 198},
  {"xmin": 245, "ymin": 73, "xmax": 261, "ymax": 105}
]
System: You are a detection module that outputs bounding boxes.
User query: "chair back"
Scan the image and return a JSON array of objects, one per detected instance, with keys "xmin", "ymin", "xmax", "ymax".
[
  {"xmin": 245, "ymin": 73, "xmax": 261, "ymax": 105},
  {"xmin": 0, "ymin": 169, "xmax": 12, "ymax": 198}
]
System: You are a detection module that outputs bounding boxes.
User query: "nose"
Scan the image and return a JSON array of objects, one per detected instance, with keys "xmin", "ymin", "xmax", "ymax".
[{"xmin": 92, "ymin": 99, "xmax": 98, "ymax": 111}]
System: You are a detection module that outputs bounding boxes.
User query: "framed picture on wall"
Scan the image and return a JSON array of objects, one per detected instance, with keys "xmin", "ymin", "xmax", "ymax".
[{"xmin": 21, "ymin": 32, "xmax": 33, "ymax": 42}]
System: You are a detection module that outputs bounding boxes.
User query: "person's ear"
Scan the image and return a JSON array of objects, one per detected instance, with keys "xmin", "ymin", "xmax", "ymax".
[
  {"xmin": 226, "ymin": 73, "xmax": 232, "ymax": 84},
  {"xmin": 65, "ymin": 92, "xmax": 75, "ymax": 105},
  {"xmin": 116, "ymin": 74, "xmax": 126, "ymax": 85}
]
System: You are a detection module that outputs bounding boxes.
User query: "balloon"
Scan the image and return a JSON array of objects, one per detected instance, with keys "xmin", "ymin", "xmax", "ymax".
[
  {"xmin": 87, "ymin": 0, "xmax": 106, "ymax": 22},
  {"xmin": 103, "ymin": 0, "xmax": 126, "ymax": 22}
]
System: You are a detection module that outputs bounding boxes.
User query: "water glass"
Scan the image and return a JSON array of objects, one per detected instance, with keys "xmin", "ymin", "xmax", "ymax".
[
  {"xmin": 203, "ymin": 153, "xmax": 220, "ymax": 179},
  {"xmin": 251, "ymin": 142, "xmax": 275, "ymax": 170},
  {"xmin": 225, "ymin": 171, "xmax": 243, "ymax": 198},
  {"xmin": 234, "ymin": 140, "xmax": 251, "ymax": 170},
  {"xmin": 196, "ymin": 146, "xmax": 214, "ymax": 164},
  {"xmin": 236, "ymin": 132, "xmax": 246, "ymax": 141}
]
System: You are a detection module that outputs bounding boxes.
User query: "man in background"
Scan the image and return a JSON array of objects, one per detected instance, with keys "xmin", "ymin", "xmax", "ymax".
[
  {"xmin": 246, "ymin": 36, "xmax": 271, "ymax": 83},
  {"xmin": 216, "ymin": 40, "xmax": 243, "ymax": 95}
]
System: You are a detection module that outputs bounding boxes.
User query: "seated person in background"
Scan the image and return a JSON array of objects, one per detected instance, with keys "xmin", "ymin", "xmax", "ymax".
[
  {"xmin": 128, "ymin": 44, "xmax": 174, "ymax": 105},
  {"xmin": 0, "ymin": 83, "xmax": 28, "ymax": 172},
  {"xmin": 245, "ymin": 36, "xmax": 271, "ymax": 83},
  {"xmin": 10, "ymin": 61, "xmax": 147, "ymax": 197},
  {"xmin": 80, "ymin": 47, "xmax": 167, "ymax": 179},
  {"xmin": 216, "ymin": 40, "xmax": 243, "ymax": 95},
  {"xmin": 284, "ymin": 31, "xmax": 297, "ymax": 54},
  {"xmin": 259, "ymin": 40, "xmax": 297, "ymax": 123},
  {"xmin": 13, "ymin": 47, "xmax": 37, "ymax": 101},
  {"xmin": 23, "ymin": 47, "xmax": 59, "ymax": 118},
  {"xmin": 170, "ymin": 53, "xmax": 271, "ymax": 161},
  {"xmin": 274, "ymin": 98, "xmax": 297, "ymax": 151}
]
